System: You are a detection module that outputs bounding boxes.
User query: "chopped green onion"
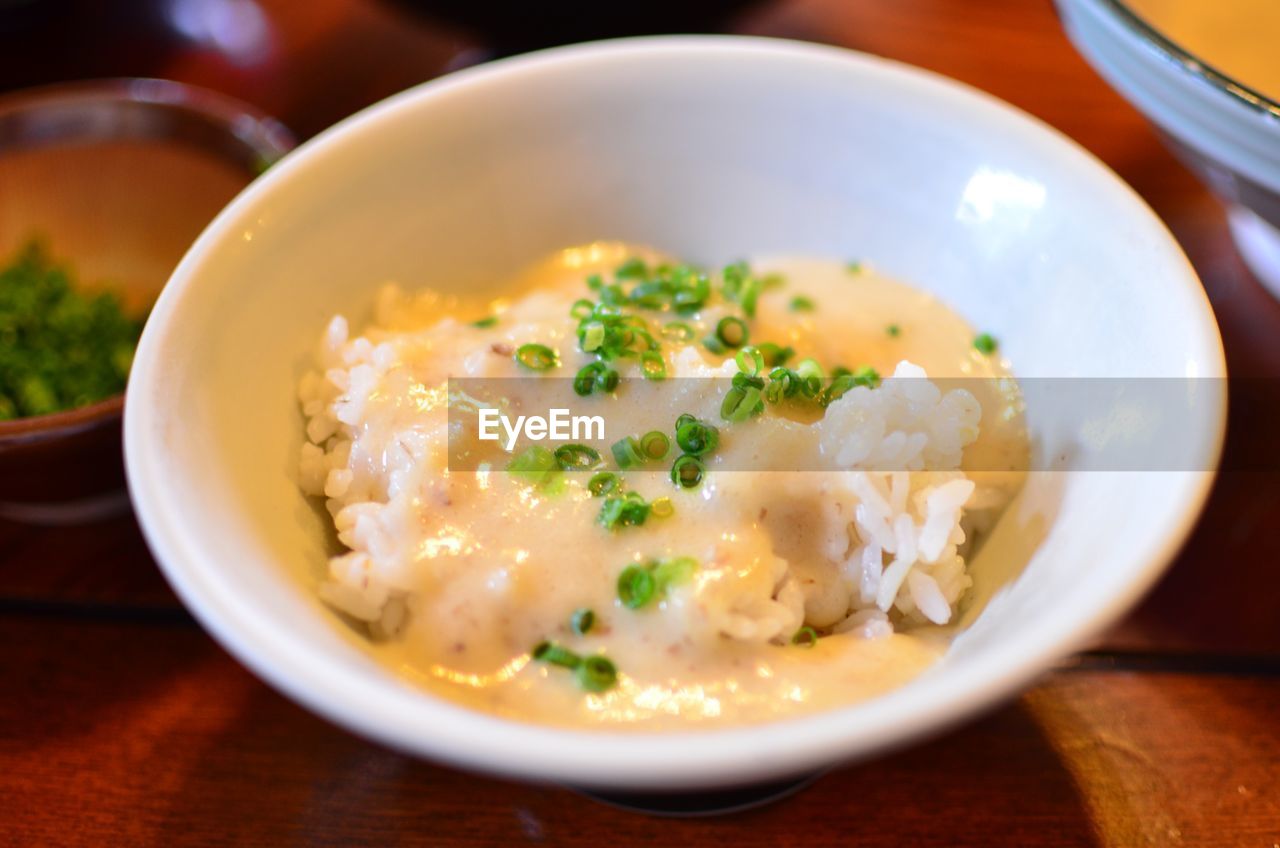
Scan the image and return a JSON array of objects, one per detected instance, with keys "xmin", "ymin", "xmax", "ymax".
[
  {"xmin": 735, "ymin": 346, "xmax": 765, "ymax": 377},
  {"xmin": 532, "ymin": 641, "xmax": 581, "ymax": 668},
  {"xmin": 586, "ymin": 273, "xmax": 604, "ymax": 290},
  {"xmin": 570, "ymin": 608, "xmax": 595, "ymax": 635},
  {"xmin": 555, "ymin": 443, "xmax": 601, "ymax": 472},
  {"xmin": 617, "ymin": 557, "xmax": 697, "ymax": 612},
  {"xmin": 640, "ymin": 350, "xmax": 667, "ymax": 380},
  {"xmin": 846, "ymin": 260, "xmax": 863, "ymax": 274},
  {"xmin": 789, "ymin": 295, "xmax": 815, "ymax": 312},
  {"xmin": 715, "ymin": 316, "xmax": 749, "ymax": 349},
  {"xmin": 640, "ymin": 430, "xmax": 671, "ymax": 461},
  {"xmin": 595, "ymin": 367, "xmax": 620, "ymax": 392},
  {"xmin": 507, "ymin": 446, "xmax": 558, "ymax": 484},
  {"xmin": 721, "ymin": 262, "xmax": 761, "ymax": 318},
  {"xmin": 570, "ymin": 299, "xmax": 595, "ymax": 319},
  {"xmin": 514, "ymin": 343, "xmax": 558, "ymax": 371},
  {"xmin": 650, "ymin": 496, "xmax": 674, "ymax": 518},
  {"xmin": 740, "ymin": 278, "xmax": 760, "ymax": 318},
  {"xmin": 886, "ymin": 324, "xmax": 901, "ymax": 337},
  {"xmin": 611, "ymin": 436, "xmax": 645, "ymax": 469},
  {"xmin": 756, "ymin": 342, "xmax": 794, "ymax": 367},
  {"xmin": 674, "ymin": 416, "xmax": 718, "ymax": 456},
  {"xmin": 581, "ymin": 322, "xmax": 606, "ymax": 352},
  {"xmin": 974, "ymin": 333, "xmax": 998, "ymax": 355},
  {"xmin": 703, "ymin": 335, "xmax": 727, "ymax": 355},
  {"xmin": 573, "ymin": 362, "xmax": 605, "ymax": 396},
  {"xmin": 470, "ymin": 316, "xmax": 498, "ymax": 328},
  {"xmin": 615, "ymin": 257, "xmax": 649, "ymax": 279},
  {"xmin": 617, "ymin": 564, "xmax": 657, "ymax": 609},
  {"xmin": 792, "ymin": 626, "xmax": 819, "ymax": 647},
  {"xmin": 653, "ymin": 556, "xmax": 697, "ymax": 589},
  {"xmin": 662, "ymin": 321, "xmax": 694, "ymax": 342},
  {"xmin": 587, "ymin": 471, "xmax": 619, "ymax": 497},
  {"xmin": 795, "ymin": 358, "xmax": 824, "ymax": 383},
  {"xmin": 852, "ymin": 365, "xmax": 880, "ymax": 387},
  {"xmin": 575, "ymin": 655, "xmax": 618, "ymax": 692},
  {"xmin": 721, "ymin": 385, "xmax": 763, "ymax": 423},
  {"xmin": 671, "ymin": 454, "xmax": 706, "ymax": 488},
  {"xmin": 598, "ymin": 492, "xmax": 651, "ymax": 530}
]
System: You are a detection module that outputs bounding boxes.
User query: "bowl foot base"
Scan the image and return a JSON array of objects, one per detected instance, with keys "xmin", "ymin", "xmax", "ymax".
[
  {"xmin": 1228, "ymin": 207, "xmax": 1280, "ymax": 299},
  {"xmin": 572, "ymin": 771, "xmax": 822, "ymax": 817}
]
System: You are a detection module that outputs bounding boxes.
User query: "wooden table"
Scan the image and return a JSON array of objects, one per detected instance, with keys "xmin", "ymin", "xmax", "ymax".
[{"xmin": 3, "ymin": 0, "xmax": 1278, "ymax": 844}]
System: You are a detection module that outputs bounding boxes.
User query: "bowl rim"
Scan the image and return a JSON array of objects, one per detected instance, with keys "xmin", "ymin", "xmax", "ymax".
[
  {"xmin": 0, "ymin": 77, "xmax": 295, "ymax": 443},
  {"xmin": 124, "ymin": 35, "xmax": 1228, "ymax": 789},
  {"xmin": 1091, "ymin": 0, "xmax": 1280, "ymax": 123}
]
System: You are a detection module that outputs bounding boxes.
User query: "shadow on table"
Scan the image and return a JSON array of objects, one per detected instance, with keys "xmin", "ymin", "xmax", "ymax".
[{"xmin": 146, "ymin": 685, "xmax": 1101, "ymax": 847}]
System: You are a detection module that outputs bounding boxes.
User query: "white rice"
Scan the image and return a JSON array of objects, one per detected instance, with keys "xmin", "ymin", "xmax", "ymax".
[{"xmin": 298, "ymin": 292, "xmax": 995, "ymax": 641}]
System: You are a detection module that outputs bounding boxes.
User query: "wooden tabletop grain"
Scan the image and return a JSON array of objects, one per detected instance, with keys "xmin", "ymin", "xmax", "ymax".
[{"xmin": 3, "ymin": 0, "xmax": 1279, "ymax": 844}]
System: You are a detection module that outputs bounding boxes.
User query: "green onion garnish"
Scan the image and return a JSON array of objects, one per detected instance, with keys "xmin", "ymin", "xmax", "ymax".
[
  {"xmin": 640, "ymin": 350, "xmax": 667, "ymax": 380},
  {"xmin": 852, "ymin": 365, "xmax": 880, "ymax": 387},
  {"xmin": 795, "ymin": 358, "xmax": 823, "ymax": 384},
  {"xmin": 587, "ymin": 471, "xmax": 619, "ymax": 497},
  {"xmin": 507, "ymin": 445, "xmax": 558, "ymax": 484},
  {"xmin": 595, "ymin": 367, "xmax": 620, "ymax": 392},
  {"xmin": 470, "ymin": 316, "xmax": 498, "ymax": 328},
  {"xmin": 715, "ymin": 316, "xmax": 749, "ymax": 349},
  {"xmin": 886, "ymin": 324, "xmax": 901, "ymax": 337},
  {"xmin": 573, "ymin": 362, "xmax": 604, "ymax": 396},
  {"xmin": 703, "ymin": 335, "xmax": 727, "ymax": 355},
  {"xmin": 792, "ymin": 626, "xmax": 819, "ymax": 647},
  {"xmin": 735, "ymin": 346, "xmax": 764, "ymax": 377},
  {"xmin": 662, "ymin": 321, "xmax": 694, "ymax": 342},
  {"xmin": 533, "ymin": 642, "xmax": 619, "ymax": 693},
  {"xmin": 617, "ymin": 564, "xmax": 657, "ymax": 609},
  {"xmin": 674, "ymin": 415, "xmax": 718, "ymax": 456},
  {"xmin": 789, "ymin": 296, "xmax": 815, "ymax": 312},
  {"xmin": 570, "ymin": 608, "xmax": 595, "ymax": 635},
  {"xmin": 514, "ymin": 343, "xmax": 558, "ymax": 371},
  {"xmin": 846, "ymin": 260, "xmax": 863, "ymax": 274},
  {"xmin": 555, "ymin": 443, "xmax": 601, "ymax": 472},
  {"xmin": 640, "ymin": 430, "xmax": 671, "ymax": 461},
  {"xmin": 615, "ymin": 257, "xmax": 649, "ymax": 279},
  {"xmin": 721, "ymin": 385, "xmax": 763, "ymax": 422},
  {"xmin": 617, "ymin": 557, "xmax": 698, "ymax": 610},
  {"xmin": 653, "ymin": 556, "xmax": 697, "ymax": 589},
  {"xmin": 575, "ymin": 655, "xmax": 617, "ymax": 693},
  {"xmin": 532, "ymin": 641, "xmax": 581, "ymax": 669},
  {"xmin": 570, "ymin": 299, "xmax": 595, "ymax": 320},
  {"xmin": 974, "ymin": 333, "xmax": 998, "ymax": 355},
  {"xmin": 598, "ymin": 492, "xmax": 651, "ymax": 530},
  {"xmin": 671, "ymin": 454, "xmax": 705, "ymax": 488},
  {"xmin": 756, "ymin": 342, "xmax": 794, "ymax": 367},
  {"xmin": 581, "ymin": 322, "xmax": 606, "ymax": 352},
  {"xmin": 611, "ymin": 436, "xmax": 645, "ymax": 469}
]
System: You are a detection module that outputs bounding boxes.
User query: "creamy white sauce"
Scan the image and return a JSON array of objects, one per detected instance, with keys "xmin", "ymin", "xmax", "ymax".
[{"xmin": 297, "ymin": 243, "xmax": 1028, "ymax": 729}]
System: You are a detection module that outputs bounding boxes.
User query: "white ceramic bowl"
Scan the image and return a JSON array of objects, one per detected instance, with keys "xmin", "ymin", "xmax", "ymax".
[
  {"xmin": 125, "ymin": 36, "xmax": 1225, "ymax": 790},
  {"xmin": 1056, "ymin": 0, "xmax": 1280, "ymax": 296}
]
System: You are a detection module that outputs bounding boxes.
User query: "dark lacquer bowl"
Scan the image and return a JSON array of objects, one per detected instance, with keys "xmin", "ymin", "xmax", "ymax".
[{"xmin": 0, "ymin": 78, "xmax": 293, "ymax": 523}]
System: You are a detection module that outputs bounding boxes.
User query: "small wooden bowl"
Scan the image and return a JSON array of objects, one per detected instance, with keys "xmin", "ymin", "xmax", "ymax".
[{"xmin": 0, "ymin": 79, "xmax": 294, "ymax": 523}]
